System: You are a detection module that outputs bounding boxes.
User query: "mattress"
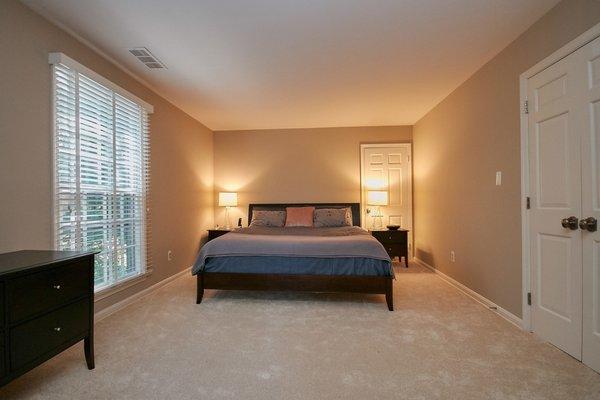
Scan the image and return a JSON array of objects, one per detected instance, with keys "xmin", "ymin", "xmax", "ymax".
[{"xmin": 192, "ymin": 226, "xmax": 392, "ymax": 277}]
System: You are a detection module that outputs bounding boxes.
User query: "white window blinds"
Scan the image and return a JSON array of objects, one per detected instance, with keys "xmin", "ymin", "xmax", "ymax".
[{"xmin": 51, "ymin": 54, "xmax": 152, "ymax": 292}]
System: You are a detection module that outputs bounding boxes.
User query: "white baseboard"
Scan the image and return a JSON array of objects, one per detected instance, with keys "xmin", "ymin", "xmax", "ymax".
[
  {"xmin": 94, "ymin": 267, "xmax": 191, "ymax": 323},
  {"xmin": 413, "ymin": 258, "xmax": 523, "ymax": 329}
]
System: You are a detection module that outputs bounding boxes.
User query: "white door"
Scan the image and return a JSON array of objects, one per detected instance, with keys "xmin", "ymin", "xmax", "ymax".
[
  {"xmin": 527, "ymin": 45, "xmax": 583, "ymax": 360},
  {"xmin": 528, "ymin": 35, "xmax": 600, "ymax": 371},
  {"xmin": 360, "ymin": 144, "xmax": 413, "ymax": 256},
  {"xmin": 580, "ymin": 37, "xmax": 600, "ymax": 373}
]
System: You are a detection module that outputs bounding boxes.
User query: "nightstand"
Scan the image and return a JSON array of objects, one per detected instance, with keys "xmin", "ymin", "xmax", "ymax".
[
  {"xmin": 207, "ymin": 229, "xmax": 232, "ymax": 241},
  {"xmin": 371, "ymin": 229, "xmax": 409, "ymax": 268}
]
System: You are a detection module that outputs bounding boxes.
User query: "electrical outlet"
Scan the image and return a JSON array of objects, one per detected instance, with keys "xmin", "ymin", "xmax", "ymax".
[
  {"xmin": 167, "ymin": 250, "xmax": 173, "ymax": 262},
  {"xmin": 450, "ymin": 251, "xmax": 456, "ymax": 262}
]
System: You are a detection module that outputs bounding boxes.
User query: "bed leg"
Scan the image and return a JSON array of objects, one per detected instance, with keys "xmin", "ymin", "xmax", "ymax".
[
  {"xmin": 196, "ymin": 274, "xmax": 204, "ymax": 304},
  {"xmin": 385, "ymin": 278, "xmax": 393, "ymax": 311}
]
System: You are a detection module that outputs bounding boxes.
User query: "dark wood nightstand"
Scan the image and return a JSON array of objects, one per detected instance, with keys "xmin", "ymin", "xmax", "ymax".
[
  {"xmin": 371, "ymin": 229, "xmax": 409, "ymax": 268},
  {"xmin": 207, "ymin": 229, "xmax": 232, "ymax": 241}
]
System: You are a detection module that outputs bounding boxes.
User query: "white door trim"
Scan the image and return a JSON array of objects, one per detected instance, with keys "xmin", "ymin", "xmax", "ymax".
[{"xmin": 520, "ymin": 22, "xmax": 600, "ymax": 332}]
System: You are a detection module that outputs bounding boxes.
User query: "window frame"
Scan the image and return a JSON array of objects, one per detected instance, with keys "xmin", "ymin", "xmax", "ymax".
[{"xmin": 49, "ymin": 52, "xmax": 154, "ymax": 298}]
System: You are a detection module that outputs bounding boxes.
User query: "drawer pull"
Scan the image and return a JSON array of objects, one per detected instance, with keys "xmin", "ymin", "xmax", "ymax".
[
  {"xmin": 388, "ymin": 236, "xmax": 392, "ymax": 240},
  {"xmin": 52, "ymin": 284, "xmax": 61, "ymax": 290},
  {"xmin": 54, "ymin": 327, "xmax": 62, "ymax": 332}
]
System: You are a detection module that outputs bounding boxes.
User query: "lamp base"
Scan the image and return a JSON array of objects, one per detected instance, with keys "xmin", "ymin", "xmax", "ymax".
[
  {"xmin": 372, "ymin": 215, "xmax": 384, "ymax": 230},
  {"xmin": 371, "ymin": 206, "xmax": 384, "ymax": 230},
  {"xmin": 224, "ymin": 206, "xmax": 231, "ymax": 230}
]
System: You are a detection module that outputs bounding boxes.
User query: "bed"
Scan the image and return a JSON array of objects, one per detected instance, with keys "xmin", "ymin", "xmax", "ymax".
[{"xmin": 192, "ymin": 203, "xmax": 394, "ymax": 310}]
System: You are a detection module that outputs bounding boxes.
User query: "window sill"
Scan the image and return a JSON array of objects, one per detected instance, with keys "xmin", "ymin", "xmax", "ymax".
[{"xmin": 94, "ymin": 268, "xmax": 154, "ymax": 302}]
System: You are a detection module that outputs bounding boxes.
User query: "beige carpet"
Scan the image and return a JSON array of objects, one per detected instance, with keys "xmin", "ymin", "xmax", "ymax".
[{"xmin": 1, "ymin": 262, "xmax": 599, "ymax": 399}]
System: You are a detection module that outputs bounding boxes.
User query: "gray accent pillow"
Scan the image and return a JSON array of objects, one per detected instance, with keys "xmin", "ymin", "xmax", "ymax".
[
  {"xmin": 250, "ymin": 210, "xmax": 286, "ymax": 227},
  {"xmin": 314, "ymin": 208, "xmax": 351, "ymax": 227}
]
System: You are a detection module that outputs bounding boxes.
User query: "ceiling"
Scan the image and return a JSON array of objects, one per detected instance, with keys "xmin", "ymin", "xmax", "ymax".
[{"xmin": 23, "ymin": 0, "xmax": 560, "ymax": 131}]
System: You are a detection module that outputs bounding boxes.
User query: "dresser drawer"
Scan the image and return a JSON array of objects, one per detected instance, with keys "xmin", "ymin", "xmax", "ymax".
[
  {"xmin": 8, "ymin": 260, "xmax": 90, "ymax": 322},
  {"xmin": 0, "ymin": 335, "xmax": 5, "ymax": 378},
  {"xmin": 372, "ymin": 231, "xmax": 407, "ymax": 245},
  {"xmin": 0, "ymin": 282, "xmax": 4, "ymax": 327},
  {"xmin": 10, "ymin": 299, "xmax": 89, "ymax": 371},
  {"xmin": 383, "ymin": 244, "xmax": 405, "ymax": 257}
]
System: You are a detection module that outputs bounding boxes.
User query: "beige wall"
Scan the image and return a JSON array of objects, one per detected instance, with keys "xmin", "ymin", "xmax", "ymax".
[
  {"xmin": 0, "ymin": 0, "xmax": 214, "ymax": 311},
  {"xmin": 413, "ymin": 0, "xmax": 600, "ymax": 317},
  {"xmin": 4, "ymin": 0, "xmax": 596, "ymax": 319},
  {"xmin": 214, "ymin": 126, "xmax": 412, "ymax": 226}
]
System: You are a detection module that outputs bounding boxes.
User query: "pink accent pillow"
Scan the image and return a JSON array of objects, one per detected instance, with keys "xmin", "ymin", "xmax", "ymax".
[{"xmin": 285, "ymin": 207, "xmax": 315, "ymax": 227}]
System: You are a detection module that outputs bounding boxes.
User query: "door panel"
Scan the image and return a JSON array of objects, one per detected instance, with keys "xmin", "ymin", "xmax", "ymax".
[
  {"xmin": 591, "ymin": 240, "xmax": 600, "ymax": 332},
  {"xmin": 538, "ymin": 234, "xmax": 573, "ymax": 321},
  {"xmin": 581, "ymin": 37, "xmax": 600, "ymax": 373},
  {"xmin": 528, "ymin": 47, "xmax": 583, "ymax": 360},
  {"xmin": 388, "ymin": 153, "xmax": 402, "ymax": 164},
  {"xmin": 589, "ymin": 55, "xmax": 600, "ymax": 89},
  {"xmin": 535, "ymin": 74, "xmax": 567, "ymax": 109},
  {"xmin": 361, "ymin": 145, "xmax": 412, "ymax": 257},
  {"xmin": 593, "ymin": 100, "xmax": 600, "ymax": 206},
  {"xmin": 388, "ymin": 215, "xmax": 402, "ymax": 226},
  {"xmin": 536, "ymin": 114, "xmax": 570, "ymax": 207},
  {"xmin": 370, "ymin": 153, "xmax": 384, "ymax": 165},
  {"xmin": 388, "ymin": 168, "xmax": 402, "ymax": 206}
]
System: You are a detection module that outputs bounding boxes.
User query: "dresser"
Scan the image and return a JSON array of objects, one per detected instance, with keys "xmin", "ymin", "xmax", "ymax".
[
  {"xmin": 0, "ymin": 250, "xmax": 96, "ymax": 387},
  {"xmin": 371, "ymin": 230, "xmax": 409, "ymax": 268}
]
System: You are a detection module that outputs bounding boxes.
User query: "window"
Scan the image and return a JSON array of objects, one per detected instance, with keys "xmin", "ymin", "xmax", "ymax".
[{"xmin": 50, "ymin": 53, "xmax": 152, "ymax": 292}]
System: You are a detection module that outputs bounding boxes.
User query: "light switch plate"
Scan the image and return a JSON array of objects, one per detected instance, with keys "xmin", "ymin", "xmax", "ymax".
[{"xmin": 495, "ymin": 171, "xmax": 502, "ymax": 186}]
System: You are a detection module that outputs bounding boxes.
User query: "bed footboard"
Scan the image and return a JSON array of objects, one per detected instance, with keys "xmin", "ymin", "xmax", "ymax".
[{"xmin": 196, "ymin": 272, "xmax": 393, "ymax": 310}]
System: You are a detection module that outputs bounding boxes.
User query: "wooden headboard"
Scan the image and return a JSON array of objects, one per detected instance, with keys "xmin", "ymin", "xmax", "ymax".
[{"xmin": 248, "ymin": 203, "xmax": 361, "ymax": 226}]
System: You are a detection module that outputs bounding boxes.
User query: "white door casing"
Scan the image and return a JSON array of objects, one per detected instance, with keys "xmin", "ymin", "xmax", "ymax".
[
  {"xmin": 360, "ymin": 144, "xmax": 413, "ymax": 257},
  {"xmin": 527, "ymin": 45, "xmax": 583, "ymax": 360},
  {"xmin": 580, "ymin": 37, "xmax": 600, "ymax": 373}
]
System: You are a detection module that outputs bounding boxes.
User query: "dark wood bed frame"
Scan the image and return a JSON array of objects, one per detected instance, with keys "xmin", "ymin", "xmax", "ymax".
[{"xmin": 196, "ymin": 203, "xmax": 393, "ymax": 310}]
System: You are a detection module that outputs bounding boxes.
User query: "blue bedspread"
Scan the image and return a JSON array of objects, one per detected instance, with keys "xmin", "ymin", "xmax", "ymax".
[
  {"xmin": 192, "ymin": 226, "xmax": 392, "ymax": 277},
  {"xmin": 203, "ymin": 256, "xmax": 392, "ymax": 276}
]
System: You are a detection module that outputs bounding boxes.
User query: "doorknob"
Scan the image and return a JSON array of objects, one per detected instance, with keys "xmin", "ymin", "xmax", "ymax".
[
  {"xmin": 561, "ymin": 216, "xmax": 579, "ymax": 230},
  {"xmin": 579, "ymin": 217, "xmax": 598, "ymax": 232}
]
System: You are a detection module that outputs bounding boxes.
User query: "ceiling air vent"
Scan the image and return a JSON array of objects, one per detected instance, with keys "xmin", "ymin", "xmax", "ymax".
[{"xmin": 128, "ymin": 47, "xmax": 166, "ymax": 69}]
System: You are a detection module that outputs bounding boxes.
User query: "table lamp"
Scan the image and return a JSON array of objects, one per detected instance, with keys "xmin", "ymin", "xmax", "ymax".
[
  {"xmin": 367, "ymin": 190, "xmax": 388, "ymax": 230},
  {"xmin": 218, "ymin": 192, "xmax": 238, "ymax": 229}
]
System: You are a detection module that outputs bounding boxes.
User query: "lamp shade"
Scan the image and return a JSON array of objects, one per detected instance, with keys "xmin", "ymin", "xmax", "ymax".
[
  {"xmin": 218, "ymin": 192, "xmax": 238, "ymax": 207},
  {"xmin": 367, "ymin": 190, "xmax": 388, "ymax": 206}
]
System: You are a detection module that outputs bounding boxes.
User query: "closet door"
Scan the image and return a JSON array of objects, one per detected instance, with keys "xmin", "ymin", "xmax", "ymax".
[
  {"xmin": 528, "ymin": 46, "xmax": 583, "ymax": 360},
  {"xmin": 581, "ymin": 37, "xmax": 600, "ymax": 373},
  {"xmin": 360, "ymin": 144, "xmax": 413, "ymax": 255}
]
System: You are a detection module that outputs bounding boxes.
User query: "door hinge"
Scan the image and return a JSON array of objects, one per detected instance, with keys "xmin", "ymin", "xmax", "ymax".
[
  {"xmin": 527, "ymin": 292, "xmax": 532, "ymax": 306},
  {"xmin": 526, "ymin": 196, "xmax": 531, "ymax": 209},
  {"xmin": 523, "ymin": 100, "xmax": 529, "ymax": 114}
]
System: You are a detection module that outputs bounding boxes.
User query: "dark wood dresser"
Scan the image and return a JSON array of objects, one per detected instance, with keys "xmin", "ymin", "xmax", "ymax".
[
  {"xmin": 0, "ymin": 250, "xmax": 96, "ymax": 387},
  {"xmin": 371, "ymin": 229, "xmax": 409, "ymax": 268}
]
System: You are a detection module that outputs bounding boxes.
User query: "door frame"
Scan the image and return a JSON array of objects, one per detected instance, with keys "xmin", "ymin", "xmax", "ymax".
[
  {"xmin": 519, "ymin": 22, "xmax": 600, "ymax": 332},
  {"xmin": 360, "ymin": 143, "xmax": 413, "ymax": 256}
]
